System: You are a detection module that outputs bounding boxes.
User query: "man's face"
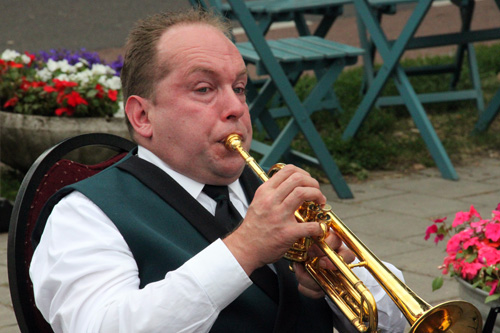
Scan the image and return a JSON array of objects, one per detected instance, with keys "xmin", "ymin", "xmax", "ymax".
[{"xmin": 146, "ymin": 24, "xmax": 252, "ymax": 185}]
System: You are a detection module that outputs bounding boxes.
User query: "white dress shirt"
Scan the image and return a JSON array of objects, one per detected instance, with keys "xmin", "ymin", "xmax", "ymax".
[{"xmin": 30, "ymin": 146, "xmax": 407, "ymax": 332}]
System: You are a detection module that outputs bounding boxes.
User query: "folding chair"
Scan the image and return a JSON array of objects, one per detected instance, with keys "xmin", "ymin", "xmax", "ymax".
[
  {"xmin": 358, "ymin": 0, "xmax": 486, "ymax": 113},
  {"xmin": 7, "ymin": 133, "xmax": 136, "ymax": 333}
]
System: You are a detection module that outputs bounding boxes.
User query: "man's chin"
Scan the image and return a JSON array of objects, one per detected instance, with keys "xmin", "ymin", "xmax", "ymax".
[{"xmin": 216, "ymin": 161, "xmax": 246, "ymax": 182}]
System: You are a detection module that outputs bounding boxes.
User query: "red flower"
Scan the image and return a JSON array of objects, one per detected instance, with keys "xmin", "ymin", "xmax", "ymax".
[
  {"xmin": 55, "ymin": 107, "xmax": 74, "ymax": 116},
  {"xmin": 95, "ymin": 84, "xmax": 105, "ymax": 98},
  {"xmin": 107, "ymin": 89, "xmax": 118, "ymax": 101},
  {"xmin": 7, "ymin": 61, "xmax": 24, "ymax": 68},
  {"xmin": 3, "ymin": 96, "xmax": 18, "ymax": 108},
  {"xmin": 44, "ymin": 85, "xmax": 58, "ymax": 93},
  {"xmin": 63, "ymin": 91, "xmax": 88, "ymax": 107},
  {"xmin": 24, "ymin": 51, "xmax": 36, "ymax": 66},
  {"xmin": 20, "ymin": 77, "xmax": 46, "ymax": 91}
]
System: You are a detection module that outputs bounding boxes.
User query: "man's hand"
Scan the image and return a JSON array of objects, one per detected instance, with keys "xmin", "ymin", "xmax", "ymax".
[
  {"xmin": 294, "ymin": 232, "xmax": 356, "ymax": 299},
  {"xmin": 223, "ymin": 164, "xmax": 327, "ymax": 275}
]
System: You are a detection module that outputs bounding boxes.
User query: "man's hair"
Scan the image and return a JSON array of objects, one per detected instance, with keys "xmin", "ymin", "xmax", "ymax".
[{"xmin": 121, "ymin": 8, "xmax": 231, "ymax": 104}]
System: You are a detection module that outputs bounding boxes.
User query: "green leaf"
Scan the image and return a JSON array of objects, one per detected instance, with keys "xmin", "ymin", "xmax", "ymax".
[
  {"xmin": 485, "ymin": 294, "xmax": 500, "ymax": 303},
  {"xmin": 432, "ymin": 276, "xmax": 444, "ymax": 291},
  {"xmin": 465, "ymin": 253, "xmax": 477, "ymax": 263}
]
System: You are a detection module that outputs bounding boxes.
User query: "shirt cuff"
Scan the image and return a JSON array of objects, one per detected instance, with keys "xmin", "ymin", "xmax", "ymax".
[{"xmin": 183, "ymin": 238, "xmax": 253, "ymax": 310}]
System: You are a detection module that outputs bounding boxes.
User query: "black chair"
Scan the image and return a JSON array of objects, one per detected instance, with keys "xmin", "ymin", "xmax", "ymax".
[
  {"xmin": 7, "ymin": 133, "xmax": 136, "ymax": 333},
  {"xmin": 483, "ymin": 306, "xmax": 500, "ymax": 333}
]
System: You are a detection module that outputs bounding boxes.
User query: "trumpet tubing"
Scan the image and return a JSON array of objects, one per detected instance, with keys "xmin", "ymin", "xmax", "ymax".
[{"xmin": 225, "ymin": 134, "xmax": 483, "ymax": 333}]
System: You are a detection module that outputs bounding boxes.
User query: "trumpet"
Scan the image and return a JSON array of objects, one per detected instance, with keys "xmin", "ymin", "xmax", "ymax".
[{"xmin": 225, "ymin": 133, "xmax": 482, "ymax": 333}]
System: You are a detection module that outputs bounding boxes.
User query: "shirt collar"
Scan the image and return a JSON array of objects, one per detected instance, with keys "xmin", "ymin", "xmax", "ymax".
[{"xmin": 137, "ymin": 146, "xmax": 248, "ymax": 207}]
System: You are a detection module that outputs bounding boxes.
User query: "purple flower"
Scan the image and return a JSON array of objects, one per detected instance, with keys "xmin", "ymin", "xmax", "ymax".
[{"xmin": 35, "ymin": 48, "xmax": 123, "ymax": 76}]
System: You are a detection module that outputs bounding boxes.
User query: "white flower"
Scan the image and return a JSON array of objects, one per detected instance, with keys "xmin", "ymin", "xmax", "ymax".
[
  {"xmin": 46, "ymin": 59, "xmax": 78, "ymax": 74},
  {"xmin": 103, "ymin": 76, "xmax": 121, "ymax": 90},
  {"xmin": 55, "ymin": 73, "xmax": 70, "ymax": 81},
  {"xmin": 1, "ymin": 49, "xmax": 21, "ymax": 61},
  {"xmin": 58, "ymin": 59, "xmax": 75, "ymax": 73},
  {"xmin": 21, "ymin": 54, "xmax": 31, "ymax": 64},
  {"xmin": 36, "ymin": 68, "xmax": 52, "ymax": 82},
  {"xmin": 73, "ymin": 71, "xmax": 92, "ymax": 85},
  {"xmin": 78, "ymin": 58, "xmax": 89, "ymax": 67},
  {"xmin": 46, "ymin": 59, "xmax": 59, "ymax": 72},
  {"xmin": 91, "ymin": 63, "xmax": 115, "ymax": 76}
]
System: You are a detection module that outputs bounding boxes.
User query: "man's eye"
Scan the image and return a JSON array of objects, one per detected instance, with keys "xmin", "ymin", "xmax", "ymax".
[
  {"xmin": 234, "ymin": 87, "xmax": 246, "ymax": 94},
  {"xmin": 196, "ymin": 87, "xmax": 209, "ymax": 93}
]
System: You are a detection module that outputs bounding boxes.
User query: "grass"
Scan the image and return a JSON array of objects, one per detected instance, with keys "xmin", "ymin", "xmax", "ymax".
[{"xmin": 2, "ymin": 43, "xmax": 500, "ymax": 200}]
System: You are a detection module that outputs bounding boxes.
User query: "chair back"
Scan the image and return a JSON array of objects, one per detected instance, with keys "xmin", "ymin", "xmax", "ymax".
[{"xmin": 7, "ymin": 133, "xmax": 136, "ymax": 333}]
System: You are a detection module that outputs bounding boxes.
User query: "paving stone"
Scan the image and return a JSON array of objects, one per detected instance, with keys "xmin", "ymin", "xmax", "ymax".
[
  {"xmin": 385, "ymin": 177, "xmax": 500, "ymax": 200},
  {"xmin": 0, "ymin": 305, "xmax": 17, "ymax": 331},
  {"xmin": 345, "ymin": 210, "xmax": 433, "ymax": 239},
  {"xmin": 360, "ymin": 193, "xmax": 469, "ymax": 219}
]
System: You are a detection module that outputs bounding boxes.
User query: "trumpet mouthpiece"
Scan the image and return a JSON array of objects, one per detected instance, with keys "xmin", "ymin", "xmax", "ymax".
[{"xmin": 225, "ymin": 134, "xmax": 242, "ymax": 151}]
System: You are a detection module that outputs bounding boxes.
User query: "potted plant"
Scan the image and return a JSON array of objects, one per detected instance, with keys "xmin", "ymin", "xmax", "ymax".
[
  {"xmin": 0, "ymin": 49, "xmax": 130, "ymax": 172},
  {"xmin": 425, "ymin": 204, "xmax": 500, "ymax": 328}
]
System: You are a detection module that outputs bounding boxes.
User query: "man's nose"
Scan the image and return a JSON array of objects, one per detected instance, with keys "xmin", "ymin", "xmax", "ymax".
[{"xmin": 221, "ymin": 88, "xmax": 247, "ymax": 120}]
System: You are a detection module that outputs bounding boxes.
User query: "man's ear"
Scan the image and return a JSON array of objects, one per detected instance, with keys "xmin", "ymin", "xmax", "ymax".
[{"xmin": 125, "ymin": 95, "xmax": 153, "ymax": 139}]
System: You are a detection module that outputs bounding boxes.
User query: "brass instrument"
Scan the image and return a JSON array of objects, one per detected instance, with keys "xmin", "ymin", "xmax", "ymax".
[{"xmin": 225, "ymin": 133, "xmax": 482, "ymax": 333}]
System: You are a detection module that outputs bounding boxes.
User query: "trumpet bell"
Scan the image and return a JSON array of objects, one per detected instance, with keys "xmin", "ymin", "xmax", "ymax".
[{"xmin": 410, "ymin": 301, "xmax": 482, "ymax": 333}]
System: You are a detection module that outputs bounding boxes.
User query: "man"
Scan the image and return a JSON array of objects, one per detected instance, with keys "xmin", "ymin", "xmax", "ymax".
[{"xmin": 30, "ymin": 9, "xmax": 407, "ymax": 332}]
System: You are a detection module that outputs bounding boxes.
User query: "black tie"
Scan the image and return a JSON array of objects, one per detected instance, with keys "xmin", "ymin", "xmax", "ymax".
[{"xmin": 203, "ymin": 185, "xmax": 242, "ymax": 232}]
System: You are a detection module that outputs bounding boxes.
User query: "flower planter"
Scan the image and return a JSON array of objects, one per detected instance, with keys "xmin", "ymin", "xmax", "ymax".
[
  {"xmin": 0, "ymin": 111, "xmax": 131, "ymax": 172},
  {"xmin": 457, "ymin": 277, "xmax": 500, "ymax": 330}
]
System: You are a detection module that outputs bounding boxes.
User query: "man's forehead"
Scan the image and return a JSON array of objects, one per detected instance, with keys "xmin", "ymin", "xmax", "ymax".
[
  {"xmin": 156, "ymin": 24, "xmax": 246, "ymax": 77},
  {"xmin": 159, "ymin": 23, "xmax": 225, "ymax": 48}
]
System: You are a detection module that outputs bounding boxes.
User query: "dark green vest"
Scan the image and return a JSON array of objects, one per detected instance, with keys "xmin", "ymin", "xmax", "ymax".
[{"xmin": 34, "ymin": 153, "xmax": 337, "ymax": 332}]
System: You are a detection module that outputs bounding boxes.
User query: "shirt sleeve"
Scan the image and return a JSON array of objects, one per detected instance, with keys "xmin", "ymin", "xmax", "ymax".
[
  {"xmin": 29, "ymin": 191, "xmax": 252, "ymax": 333},
  {"xmin": 326, "ymin": 261, "xmax": 408, "ymax": 333}
]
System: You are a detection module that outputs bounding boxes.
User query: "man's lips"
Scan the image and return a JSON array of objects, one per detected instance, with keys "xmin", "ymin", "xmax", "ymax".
[{"xmin": 218, "ymin": 133, "xmax": 243, "ymax": 144}]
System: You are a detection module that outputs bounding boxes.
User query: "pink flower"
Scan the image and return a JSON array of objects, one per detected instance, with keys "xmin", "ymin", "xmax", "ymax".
[
  {"xmin": 434, "ymin": 234, "xmax": 444, "ymax": 244},
  {"xmin": 487, "ymin": 280, "xmax": 499, "ymax": 296},
  {"xmin": 462, "ymin": 236, "xmax": 480, "ymax": 250},
  {"xmin": 461, "ymin": 261, "xmax": 484, "ymax": 280},
  {"xmin": 446, "ymin": 234, "xmax": 462, "ymax": 254},
  {"xmin": 485, "ymin": 223, "xmax": 500, "ymax": 242},
  {"xmin": 425, "ymin": 224, "xmax": 438, "ymax": 241},
  {"xmin": 446, "ymin": 229, "xmax": 473, "ymax": 255},
  {"xmin": 426, "ymin": 204, "xmax": 500, "ymax": 297},
  {"xmin": 478, "ymin": 246, "xmax": 500, "ymax": 266},
  {"xmin": 452, "ymin": 205, "xmax": 481, "ymax": 228}
]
